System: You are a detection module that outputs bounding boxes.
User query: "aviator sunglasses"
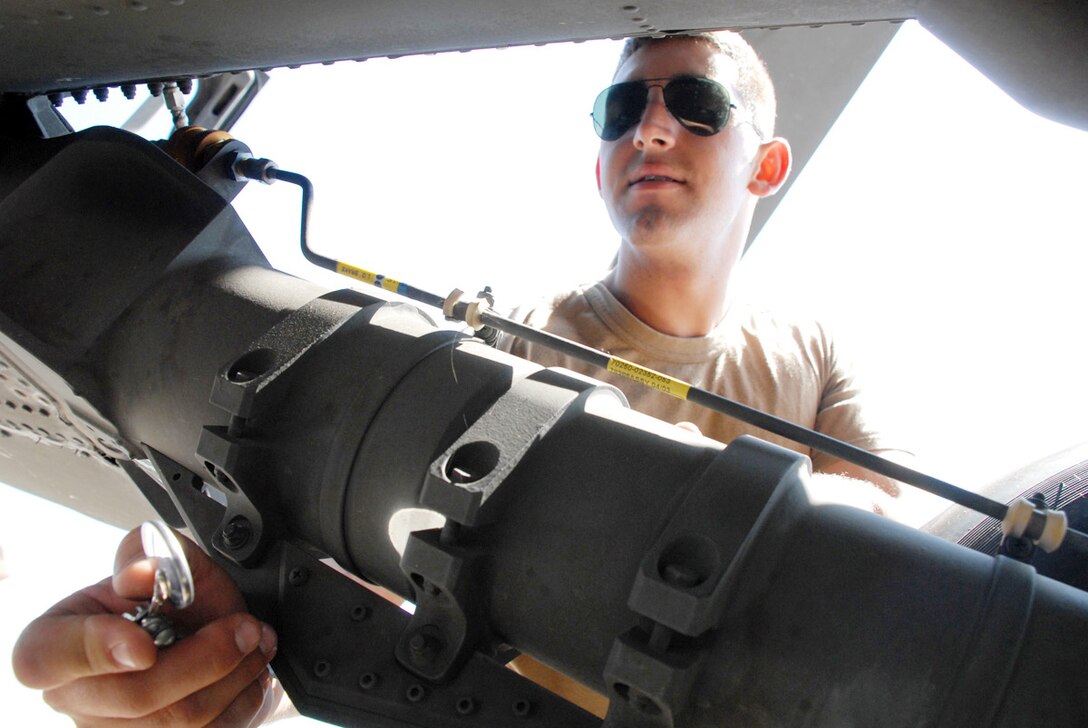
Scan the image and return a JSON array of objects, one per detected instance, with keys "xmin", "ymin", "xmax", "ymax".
[{"xmin": 591, "ymin": 75, "xmax": 737, "ymax": 141}]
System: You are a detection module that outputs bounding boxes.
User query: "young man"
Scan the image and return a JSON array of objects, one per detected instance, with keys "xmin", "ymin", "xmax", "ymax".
[
  {"xmin": 507, "ymin": 31, "xmax": 903, "ymax": 495},
  {"xmin": 13, "ymin": 31, "xmax": 905, "ymax": 726}
]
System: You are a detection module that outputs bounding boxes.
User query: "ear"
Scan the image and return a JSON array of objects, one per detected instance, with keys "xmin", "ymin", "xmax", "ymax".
[
  {"xmin": 748, "ymin": 138, "xmax": 791, "ymax": 197},
  {"xmin": 596, "ymin": 155, "xmax": 602, "ymax": 194}
]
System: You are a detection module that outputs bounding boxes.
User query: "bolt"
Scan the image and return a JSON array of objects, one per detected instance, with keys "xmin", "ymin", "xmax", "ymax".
[
  {"xmin": 407, "ymin": 631, "xmax": 441, "ymax": 664},
  {"xmin": 662, "ymin": 562, "xmax": 702, "ymax": 588},
  {"xmin": 221, "ymin": 516, "xmax": 251, "ymax": 550},
  {"xmin": 121, "ymin": 84, "xmax": 136, "ymax": 99},
  {"xmin": 177, "ymin": 78, "xmax": 193, "ymax": 94},
  {"xmin": 147, "ymin": 81, "xmax": 163, "ymax": 97},
  {"xmin": 288, "ymin": 567, "xmax": 309, "ymax": 586},
  {"xmin": 93, "ymin": 86, "xmax": 109, "ymax": 102},
  {"xmin": 48, "ymin": 93, "xmax": 64, "ymax": 107},
  {"xmin": 72, "ymin": 89, "xmax": 88, "ymax": 104}
]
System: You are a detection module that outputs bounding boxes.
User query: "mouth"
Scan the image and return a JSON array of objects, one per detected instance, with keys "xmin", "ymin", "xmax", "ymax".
[{"xmin": 629, "ymin": 174, "xmax": 684, "ymax": 187}]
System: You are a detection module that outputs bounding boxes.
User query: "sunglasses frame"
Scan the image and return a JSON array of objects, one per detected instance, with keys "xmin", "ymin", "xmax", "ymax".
[{"xmin": 591, "ymin": 75, "xmax": 738, "ymax": 141}]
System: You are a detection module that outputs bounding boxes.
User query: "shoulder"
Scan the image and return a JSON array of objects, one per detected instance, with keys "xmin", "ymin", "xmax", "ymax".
[{"xmin": 723, "ymin": 301, "xmax": 836, "ymax": 354}]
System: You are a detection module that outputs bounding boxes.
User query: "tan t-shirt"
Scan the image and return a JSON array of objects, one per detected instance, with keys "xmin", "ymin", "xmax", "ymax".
[{"xmin": 503, "ymin": 282, "xmax": 899, "ymax": 472}]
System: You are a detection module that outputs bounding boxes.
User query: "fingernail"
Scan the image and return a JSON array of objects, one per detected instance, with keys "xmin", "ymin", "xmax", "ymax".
[
  {"xmin": 258, "ymin": 623, "xmax": 278, "ymax": 658},
  {"xmin": 110, "ymin": 642, "xmax": 139, "ymax": 669},
  {"xmin": 235, "ymin": 619, "xmax": 261, "ymax": 654}
]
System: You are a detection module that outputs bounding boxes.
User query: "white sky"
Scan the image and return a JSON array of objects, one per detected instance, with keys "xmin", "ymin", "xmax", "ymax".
[{"xmin": 3, "ymin": 20, "xmax": 1087, "ymax": 726}]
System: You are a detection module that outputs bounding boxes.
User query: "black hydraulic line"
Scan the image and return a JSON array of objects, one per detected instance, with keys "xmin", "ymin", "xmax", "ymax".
[
  {"xmin": 480, "ymin": 309, "xmax": 1088, "ymax": 555},
  {"xmin": 264, "ymin": 167, "xmax": 446, "ymax": 310},
  {"xmin": 240, "ymin": 161, "xmax": 1088, "ymax": 556}
]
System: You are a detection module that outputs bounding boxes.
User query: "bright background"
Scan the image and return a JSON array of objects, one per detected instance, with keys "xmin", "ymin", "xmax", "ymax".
[{"xmin": 3, "ymin": 20, "xmax": 1087, "ymax": 726}]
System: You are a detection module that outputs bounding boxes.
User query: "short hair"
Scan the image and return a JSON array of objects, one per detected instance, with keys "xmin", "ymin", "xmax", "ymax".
[{"xmin": 616, "ymin": 31, "xmax": 777, "ymax": 139}]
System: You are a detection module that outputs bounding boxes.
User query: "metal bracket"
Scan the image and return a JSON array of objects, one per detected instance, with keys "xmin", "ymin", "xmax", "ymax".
[
  {"xmin": 398, "ymin": 368, "xmax": 625, "ymax": 683},
  {"xmin": 420, "ymin": 368, "xmax": 624, "ymax": 526},
  {"xmin": 196, "ymin": 293, "xmax": 363, "ymax": 566},
  {"xmin": 274, "ymin": 538, "xmax": 602, "ymax": 727},
  {"xmin": 603, "ymin": 437, "xmax": 809, "ymax": 727}
]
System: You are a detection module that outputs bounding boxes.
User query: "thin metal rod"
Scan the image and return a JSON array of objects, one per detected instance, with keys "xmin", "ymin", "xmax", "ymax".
[
  {"xmin": 268, "ymin": 168, "xmax": 446, "ymax": 310},
  {"xmin": 263, "ymin": 169, "xmax": 1087, "ymax": 555},
  {"xmin": 482, "ymin": 310, "xmax": 1010, "ymax": 523}
]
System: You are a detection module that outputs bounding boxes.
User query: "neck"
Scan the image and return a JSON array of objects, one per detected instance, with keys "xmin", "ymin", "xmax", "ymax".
[{"xmin": 603, "ymin": 240, "xmax": 740, "ymax": 337}]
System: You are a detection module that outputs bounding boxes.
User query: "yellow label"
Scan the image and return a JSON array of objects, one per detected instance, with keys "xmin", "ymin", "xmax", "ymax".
[
  {"xmin": 336, "ymin": 262, "xmax": 374, "ymax": 283},
  {"xmin": 607, "ymin": 357, "xmax": 691, "ymax": 400},
  {"xmin": 336, "ymin": 263, "xmax": 400, "ymax": 292}
]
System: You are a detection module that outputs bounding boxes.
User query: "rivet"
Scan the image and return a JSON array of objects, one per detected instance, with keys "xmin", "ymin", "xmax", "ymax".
[
  {"xmin": 512, "ymin": 699, "xmax": 534, "ymax": 717},
  {"xmin": 456, "ymin": 697, "xmax": 477, "ymax": 716},
  {"xmin": 130, "ymin": 1, "xmax": 148, "ymax": 11},
  {"xmin": 350, "ymin": 605, "xmax": 371, "ymax": 622},
  {"xmin": 92, "ymin": 6, "xmax": 109, "ymax": 15},
  {"xmin": 406, "ymin": 684, "xmax": 426, "ymax": 703},
  {"xmin": 358, "ymin": 671, "xmax": 379, "ymax": 690},
  {"xmin": 313, "ymin": 660, "xmax": 331, "ymax": 678}
]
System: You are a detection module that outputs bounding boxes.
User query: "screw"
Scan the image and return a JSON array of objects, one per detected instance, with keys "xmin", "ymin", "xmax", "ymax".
[
  {"xmin": 407, "ymin": 631, "xmax": 438, "ymax": 664},
  {"xmin": 221, "ymin": 516, "xmax": 251, "ymax": 550},
  {"xmin": 288, "ymin": 567, "xmax": 309, "ymax": 586}
]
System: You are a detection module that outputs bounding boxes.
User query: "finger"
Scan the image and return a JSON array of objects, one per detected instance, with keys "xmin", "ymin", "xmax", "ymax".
[
  {"xmin": 46, "ymin": 613, "xmax": 276, "ymax": 720},
  {"xmin": 51, "ymin": 666, "xmax": 272, "ymax": 728},
  {"xmin": 208, "ymin": 670, "xmax": 277, "ymax": 728},
  {"xmin": 13, "ymin": 612, "xmax": 157, "ymax": 690},
  {"xmin": 113, "ymin": 527, "xmax": 248, "ymax": 621}
]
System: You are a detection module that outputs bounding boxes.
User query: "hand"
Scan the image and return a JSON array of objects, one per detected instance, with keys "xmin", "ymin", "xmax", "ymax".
[{"xmin": 12, "ymin": 527, "xmax": 279, "ymax": 727}]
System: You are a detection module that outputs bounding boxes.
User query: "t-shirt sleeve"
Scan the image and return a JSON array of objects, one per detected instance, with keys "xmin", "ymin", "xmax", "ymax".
[{"xmin": 811, "ymin": 322, "xmax": 912, "ymax": 471}]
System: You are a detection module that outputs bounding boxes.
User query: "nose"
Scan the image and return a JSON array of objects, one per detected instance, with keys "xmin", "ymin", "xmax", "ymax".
[{"xmin": 633, "ymin": 85, "xmax": 678, "ymax": 150}]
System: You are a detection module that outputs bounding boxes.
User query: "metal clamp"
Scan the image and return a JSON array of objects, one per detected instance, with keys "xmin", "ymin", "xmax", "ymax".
[
  {"xmin": 397, "ymin": 368, "xmax": 625, "ymax": 682},
  {"xmin": 603, "ymin": 437, "xmax": 809, "ymax": 727}
]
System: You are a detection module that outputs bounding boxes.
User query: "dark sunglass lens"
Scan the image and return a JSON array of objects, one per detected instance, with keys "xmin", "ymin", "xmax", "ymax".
[
  {"xmin": 592, "ymin": 81, "xmax": 646, "ymax": 141},
  {"xmin": 664, "ymin": 77, "xmax": 730, "ymax": 136}
]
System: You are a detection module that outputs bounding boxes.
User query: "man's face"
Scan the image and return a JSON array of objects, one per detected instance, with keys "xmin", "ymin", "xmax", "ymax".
[{"xmin": 598, "ymin": 39, "xmax": 763, "ymax": 254}]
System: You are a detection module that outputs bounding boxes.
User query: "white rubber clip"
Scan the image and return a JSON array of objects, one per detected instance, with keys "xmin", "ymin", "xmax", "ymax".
[
  {"xmin": 443, "ymin": 288, "xmax": 465, "ymax": 320},
  {"xmin": 1001, "ymin": 497, "xmax": 1068, "ymax": 553},
  {"xmin": 442, "ymin": 288, "xmax": 489, "ymax": 329}
]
